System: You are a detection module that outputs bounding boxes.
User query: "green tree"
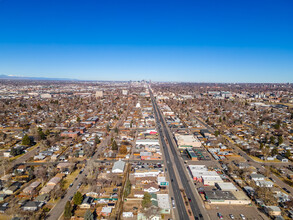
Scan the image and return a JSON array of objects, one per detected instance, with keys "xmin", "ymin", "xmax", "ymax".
[
  {"xmin": 260, "ymin": 143, "xmax": 264, "ymax": 150},
  {"xmin": 73, "ymin": 191, "xmax": 83, "ymax": 205},
  {"xmin": 285, "ymin": 150, "xmax": 291, "ymax": 158},
  {"xmin": 273, "ymin": 119, "xmax": 281, "ymax": 130},
  {"xmin": 278, "ymin": 136, "xmax": 283, "ymax": 146},
  {"xmin": 84, "ymin": 210, "xmax": 94, "ymax": 220},
  {"xmin": 114, "ymin": 127, "xmax": 119, "ymax": 134},
  {"xmin": 37, "ymin": 127, "xmax": 46, "ymax": 140},
  {"xmin": 64, "ymin": 201, "xmax": 72, "ymax": 219},
  {"xmin": 264, "ymin": 135, "xmax": 268, "ymax": 144},
  {"xmin": 271, "ymin": 147, "xmax": 278, "ymax": 156},
  {"xmin": 141, "ymin": 192, "xmax": 152, "ymax": 208},
  {"xmin": 22, "ymin": 134, "xmax": 31, "ymax": 146},
  {"xmin": 106, "ymin": 124, "xmax": 110, "ymax": 132},
  {"xmin": 214, "ymin": 108, "xmax": 219, "ymax": 115},
  {"xmin": 95, "ymin": 135, "xmax": 101, "ymax": 145},
  {"xmin": 10, "ymin": 148, "xmax": 18, "ymax": 156},
  {"xmin": 45, "ymin": 129, "xmax": 50, "ymax": 136},
  {"xmin": 112, "ymin": 140, "xmax": 118, "ymax": 150},
  {"xmin": 124, "ymin": 179, "xmax": 131, "ymax": 197},
  {"xmin": 259, "ymin": 119, "xmax": 264, "ymax": 126},
  {"xmin": 270, "ymin": 136, "xmax": 276, "ymax": 144},
  {"xmin": 214, "ymin": 130, "xmax": 220, "ymax": 137}
]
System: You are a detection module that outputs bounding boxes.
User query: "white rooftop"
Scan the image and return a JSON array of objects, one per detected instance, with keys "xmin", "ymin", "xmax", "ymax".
[
  {"xmin": 157, "ymin": 194, "xmax": 170, "ymax": 209},
  {"xmin": 216, "ymin": 182, "xmax": 238, "ymax": 191}
]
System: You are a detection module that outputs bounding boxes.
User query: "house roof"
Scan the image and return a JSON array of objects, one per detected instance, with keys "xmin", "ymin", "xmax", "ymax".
[
  {"xmin": 82, "ymin": 196, "xmax": 93, "ymax": 205},
  {"xmin": 266, "ymin": 206, "xmax": 281, "ymax": 212},
  {"xmin": 23, "ymin": 201, "xmax": 39, "ymax": 208},
  {"xmin": 112, "ymin": 160, "xmax": 125, "ymax": 172},
  {"xmin": 101, "ymin": 206, "xmax": 112, "ymax": 214}
]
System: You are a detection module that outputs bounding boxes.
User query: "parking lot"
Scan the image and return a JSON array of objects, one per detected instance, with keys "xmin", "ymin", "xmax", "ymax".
[{"xmin": 208, "ymin": 205, "xmax": 268, "ymax": 220}]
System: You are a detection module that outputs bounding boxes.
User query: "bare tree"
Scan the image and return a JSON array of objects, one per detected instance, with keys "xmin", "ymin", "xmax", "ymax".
[{"xmin": 34, "ymin": 166, "xmax": 47, "ymax": 185}]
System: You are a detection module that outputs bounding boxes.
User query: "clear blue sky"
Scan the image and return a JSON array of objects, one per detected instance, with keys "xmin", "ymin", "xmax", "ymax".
[{"xmin": 0, "ymin": 0, "xmax": 292, "ymax": 82}]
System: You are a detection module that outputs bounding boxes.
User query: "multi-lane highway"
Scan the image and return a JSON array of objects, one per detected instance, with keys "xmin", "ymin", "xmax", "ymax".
[
  {"xmin": 152, "ymin": 95, "xmax": 190, "ymax": 219},
  {"xmin": 150, "ymin": 88, "xmax": 208, "ymax": 220}
]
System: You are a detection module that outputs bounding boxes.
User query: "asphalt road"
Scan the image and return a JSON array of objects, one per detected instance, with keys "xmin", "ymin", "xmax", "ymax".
[
  {"xmin": 151, "ymin": 89, "xmax": 208, "ymax": 220},
  {"xmin": 152, "ymin": 96, "xmax": 190, "ymax": 219},
  {"xmin": 0, "ymin": 145, "xmax": 40, "ymax": 176},
  {"xmin": 46, "ymin": 168, "xmax": 87, "ymax": 220}
]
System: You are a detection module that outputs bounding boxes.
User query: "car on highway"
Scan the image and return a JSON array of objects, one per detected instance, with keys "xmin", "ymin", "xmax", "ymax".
[
  {"xmin": 198, "ymin": 213, "xmax": 203, "ymax": 218},
  {"xmin": 283, "ymin": 187, "xmax": 291, "ymax": 193},
  {"xmin": 269, "ymin": 177, "xmax": 276, "ymax": 182},
  {"xmin": 171, "ymin": 197, "xmax": 175, "ymax": 208},
  {"xmin": 188, "ymin": 197, "xmax": 191, "ymax": 202},
  {"xmin": 188, "ymin": 209, "xmax": 192, "ymax": 215},
  {"xmin": 217, "ymin": 212, "xmax": 223, "ymax": 219},
  {"xmin": 69, "ymin": 183, "xmax": 73, "ymax": 187},
  {"xmin": 229, "ymin": 214, "xmax": 235, "ymax": 219},
  {"xmin": 240, "ymin": 214, "xmax": 246, "ymax": 220}
]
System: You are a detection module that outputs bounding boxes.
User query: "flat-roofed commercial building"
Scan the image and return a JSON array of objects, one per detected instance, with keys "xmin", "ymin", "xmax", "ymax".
[
  {"xmin": 186, "ymin": 148, "xmax": 198, "ymax": 161},
  {"xmin": 175, "ymin": 134, "xmax": 201, "ymax": 148}
]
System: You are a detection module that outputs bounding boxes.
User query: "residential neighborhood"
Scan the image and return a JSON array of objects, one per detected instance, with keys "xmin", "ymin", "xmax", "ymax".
[{"xmin": 0, "ymin": 80, "xmax": 293, "ymax": 219}]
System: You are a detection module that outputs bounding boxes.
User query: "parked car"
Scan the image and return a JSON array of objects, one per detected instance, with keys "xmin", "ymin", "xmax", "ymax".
[
  {"xmin": 229, "ymin": 214, "xmax": 235, "ymax": 219},
  {"xmin": 240, "ymin": 214, "xmax": 246, "ymax": 220},
  {"xmin": 217, "ymin": 213, "xmax": 223, "ymax": 219},
  {"xmin": 171, "ymin": 197, "xmax": 175, "ymax": 208}
]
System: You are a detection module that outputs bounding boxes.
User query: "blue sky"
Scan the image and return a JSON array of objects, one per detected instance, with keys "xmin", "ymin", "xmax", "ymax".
[{"xmin": 0, "ymin": 0, "xmax": 292, "ymax": 82}]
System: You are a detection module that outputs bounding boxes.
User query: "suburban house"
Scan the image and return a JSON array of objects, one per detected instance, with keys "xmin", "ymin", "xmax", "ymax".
[
  {"xmin": 22, "ymin": 201, "xmax": 40, "ymax": 211},
  {"xmin": 112, "ymin": 160, "xmax": 126, "ymax": 173},
  {"xmin": 80, "ymin": 196, "xmax": 93, "ymax": 209}
]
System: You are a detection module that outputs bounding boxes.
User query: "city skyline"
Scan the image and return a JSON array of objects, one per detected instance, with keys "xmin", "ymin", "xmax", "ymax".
[{"xmin": 0, "ymin": 0, "xmax": 292, "ymax": 83}]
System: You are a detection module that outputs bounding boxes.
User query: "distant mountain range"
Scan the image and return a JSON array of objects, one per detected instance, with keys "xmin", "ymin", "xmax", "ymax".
[{"xmin": 0, "ymin": 74, "xmax": 79, "ymax": 81}]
